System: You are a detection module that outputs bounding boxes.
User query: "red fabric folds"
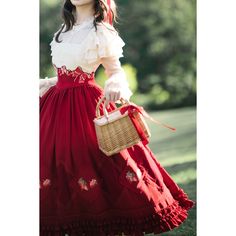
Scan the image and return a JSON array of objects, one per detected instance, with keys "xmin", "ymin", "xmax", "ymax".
[
  {"xmin": 40, "ymin": 67, "xmax": 195, "ymax": 236},
  {"xmin": 40, "ymin": 200, "xmax": 192, "ymax": 236}
]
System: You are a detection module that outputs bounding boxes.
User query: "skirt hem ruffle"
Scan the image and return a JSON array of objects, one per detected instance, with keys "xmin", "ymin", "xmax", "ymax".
[{"xmin": 40, "ymin": 198, "xmax": 195, "ymax": 236}]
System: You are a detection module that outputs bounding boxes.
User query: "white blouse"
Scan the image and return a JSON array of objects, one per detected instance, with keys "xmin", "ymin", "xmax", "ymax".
[{"xmin": 40, "ymin": 16, "xmax": 132, "ymax": 100}]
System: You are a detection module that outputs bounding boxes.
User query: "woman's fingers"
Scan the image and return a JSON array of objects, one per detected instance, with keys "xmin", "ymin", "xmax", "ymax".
[
  {"xmin": 105, "ymin": 88, "xmax": 122, "ymax": 103},
  {"xmin": 105, "ymin": 90, "xmax": 110, "ymax": 101},
  {"xmin": 111, "ymin": 91, "xmax": 116, "ymax": 102},
  {"xmin": 104, "ymin": 100, "xmax": 110, "ymax": 109},
  {"xmin": 116, "ymin": 91, "xmax": 121, "ymax": 101},
  {"xmin": 108, "ymin": 90, "xmax": 121, "ymax": 102}
]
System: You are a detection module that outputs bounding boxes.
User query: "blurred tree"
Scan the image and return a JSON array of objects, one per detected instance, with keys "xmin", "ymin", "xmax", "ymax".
[
  {"xmin": 40, "ymin": 0, "xmax": 196, "ymax": 109},
  {"xmin": 117, "ymin": 0, "xmax": 196, "ymax": 108},
  {"xmin": 40, "ymin": 0, "xmax": 61, "ymax": 78},
  {"xmin": 96, "ymin": 63, "xmax": 138, "ymax": 94}
]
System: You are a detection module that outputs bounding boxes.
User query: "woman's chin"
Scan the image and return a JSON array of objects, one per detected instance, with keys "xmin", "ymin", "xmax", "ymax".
[{"xmin": 70, "ymin": 0, "xmax": 94, "ymax": 7}]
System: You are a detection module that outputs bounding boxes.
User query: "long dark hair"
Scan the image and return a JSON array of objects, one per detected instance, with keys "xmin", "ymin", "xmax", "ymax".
[{"xmin": 55, "ymin": 0, "xmax": 118, "ymax": 43}]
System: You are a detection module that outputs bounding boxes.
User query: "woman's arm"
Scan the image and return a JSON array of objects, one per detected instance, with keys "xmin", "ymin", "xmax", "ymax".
[{"xmin": 101, "ymin": 56, "xmax": 133, "ymax": 102}]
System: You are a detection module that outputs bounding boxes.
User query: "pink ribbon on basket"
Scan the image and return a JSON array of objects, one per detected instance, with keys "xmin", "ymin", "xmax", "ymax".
[{"xmin": 119, "ymin": 103, "xmax": 176, "ymax": 145}]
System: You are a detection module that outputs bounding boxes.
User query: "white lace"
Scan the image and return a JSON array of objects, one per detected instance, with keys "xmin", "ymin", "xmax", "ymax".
[
  {"xmin": 50, "ymin": 20, "xmax": 125, "ymax": 73},
  {"xmin": 42, "ymin": 19, "xmax": 132, "ymax": 101}
]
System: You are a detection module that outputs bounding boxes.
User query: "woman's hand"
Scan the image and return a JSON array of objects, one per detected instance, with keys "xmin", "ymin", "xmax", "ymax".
[
  {"xmin": 105, "ymin": 87, "xmax": 121, "ymax": 102},
  {"xmin": 103, "ymin": 73, "xmax": 133, "ymax": 104}
]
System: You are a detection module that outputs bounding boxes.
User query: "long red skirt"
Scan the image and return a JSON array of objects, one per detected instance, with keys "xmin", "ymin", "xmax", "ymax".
[{"xmin": 40, "ymin": 67, "xmax": 194, "ymax": 236}]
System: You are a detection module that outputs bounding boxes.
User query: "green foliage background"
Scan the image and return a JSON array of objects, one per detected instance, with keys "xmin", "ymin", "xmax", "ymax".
[{"xmin": 40, "ymin": 0, "xmax": 196, "ymax": 110}]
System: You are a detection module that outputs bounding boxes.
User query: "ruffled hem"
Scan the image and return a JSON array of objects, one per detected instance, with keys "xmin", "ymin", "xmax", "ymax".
[
  {"xmin": 40, "ymin": 200, "xmax": 194, "ymax": 236},
  {"xmin": 174, "ymin": 189, "xmax": 195, "ymax": 211}
]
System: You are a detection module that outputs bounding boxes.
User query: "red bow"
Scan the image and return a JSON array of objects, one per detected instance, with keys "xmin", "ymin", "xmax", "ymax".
[
  {"xmin": 107, "ymin": 0, "xmax": 113, "ymax": 25},
  {"xmin": 120, "ymin": 103, "xmax": 176, "ymax": 145}
]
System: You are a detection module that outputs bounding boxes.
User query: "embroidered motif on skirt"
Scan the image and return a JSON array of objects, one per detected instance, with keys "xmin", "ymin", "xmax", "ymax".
[
  {"xmin": 40, "ymin": 178, "xmax": 51, "ymax": 188},
  {"xmin": 126, "ymin": 170, "xmax": 142, "ymax": 182},
  {"xmin": 78, "ymin": 177, "xmax": 98, "ymax": 191},
  {"xmin": 57, "ymin": 65, "xmax": 94, "ymax": 83}
]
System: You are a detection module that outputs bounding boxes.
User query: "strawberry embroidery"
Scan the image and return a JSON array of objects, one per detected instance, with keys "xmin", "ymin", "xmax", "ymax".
[
  {"xmin": 78, "ymin": 177, "xmax": 98, "ymax": 191},
  {"xmin": 41, "ymin": 178, "xmax": 51, "ymax": 188},
  {"xmin": 126, "ymin": 171, "xmax": 138, "ymax": 182},
  {"xmin": 89, "ymin": 178, "xmax": 98, "ymax": 188},
  {"xmin": 78, "ymin": 178, "xmax": 89, "ymax": 191}
]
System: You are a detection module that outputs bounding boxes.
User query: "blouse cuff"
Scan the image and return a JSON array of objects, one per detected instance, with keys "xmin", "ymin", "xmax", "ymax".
[
  {"xmin": 39, "ymin": 76, "xmax": 57, "ymax": 97},
  {"xmin": 104, "ymin": 71, "xmax": 133, "ymax": 102}
]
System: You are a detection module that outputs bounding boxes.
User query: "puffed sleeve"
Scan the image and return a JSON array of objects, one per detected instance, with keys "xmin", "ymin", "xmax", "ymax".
[{"xmin": 84, "ymin": 22, "xmax": 125, "ymax": 64}]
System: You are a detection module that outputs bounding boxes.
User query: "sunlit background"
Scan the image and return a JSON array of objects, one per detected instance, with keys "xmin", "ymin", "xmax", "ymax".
[{"xmin": 40, "ymin": 0, "xmax": 196, "ymax": 235}]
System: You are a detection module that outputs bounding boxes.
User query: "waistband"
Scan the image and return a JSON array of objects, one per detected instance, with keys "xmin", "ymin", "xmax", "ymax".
[{"xmin": 55, "ymin": 65, "xmax": 96, "ymax": 89}]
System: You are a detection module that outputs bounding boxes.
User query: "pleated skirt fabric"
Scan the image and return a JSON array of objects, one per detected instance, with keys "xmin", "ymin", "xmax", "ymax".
[{"xmin": 40, "ymin": 72, "xmax": 194, "ymax": 236}]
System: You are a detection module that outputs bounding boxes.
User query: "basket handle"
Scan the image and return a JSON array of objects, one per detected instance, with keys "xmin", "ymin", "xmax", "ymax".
[{"xmin": 95, "ymin": 96, "xmax": 129, "ymax": 118}]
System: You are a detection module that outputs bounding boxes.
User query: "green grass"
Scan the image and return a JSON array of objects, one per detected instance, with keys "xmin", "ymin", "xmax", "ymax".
[{"xmin": 145, "ymin": 107, "xmax": 196, "ymax": 236}]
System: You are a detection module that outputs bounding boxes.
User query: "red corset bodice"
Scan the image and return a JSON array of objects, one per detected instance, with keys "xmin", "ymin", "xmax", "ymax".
[{"xmin": 55, "ymin": 65, "xmax": 96, "ymax": 89}]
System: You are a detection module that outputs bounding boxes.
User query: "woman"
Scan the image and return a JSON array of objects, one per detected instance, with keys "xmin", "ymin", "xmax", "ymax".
[{"xmin": 40, "ymin": 0, "xmax": 194, "ymax": 235}]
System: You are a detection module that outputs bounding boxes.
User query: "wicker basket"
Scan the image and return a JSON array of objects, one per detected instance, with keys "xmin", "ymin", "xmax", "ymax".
[{"xmin": 93, "ymin": 96, "xmax": 151, "ymax": 156}]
